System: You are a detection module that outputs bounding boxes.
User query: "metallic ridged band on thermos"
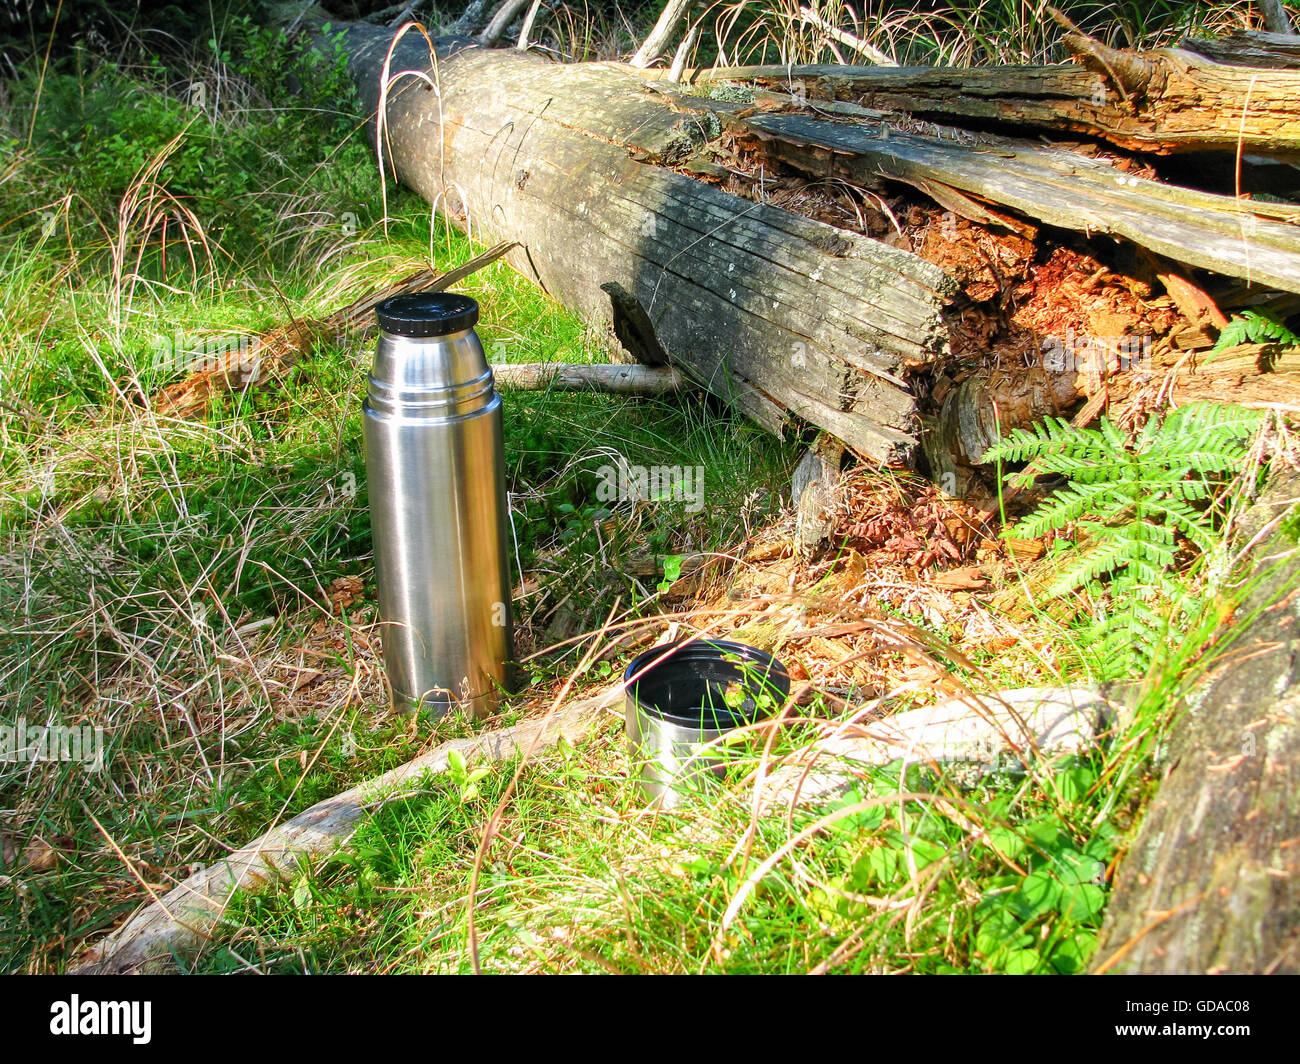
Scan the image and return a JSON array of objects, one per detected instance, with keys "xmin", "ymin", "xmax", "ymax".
[{"xmin": 362, "ymin": 292, "xmax": 513, "ymax": 718}]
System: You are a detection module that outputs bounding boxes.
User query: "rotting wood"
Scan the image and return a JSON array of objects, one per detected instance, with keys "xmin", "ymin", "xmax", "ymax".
[
  {"xmin": 72, "ymin": 685, "xmax": 624, "ymax": 974},
  {"xmin": 309, "ymin": 13, "xmax": 1300, "ymax": 466},
  {"xmin": 930, "ymin": 367, "xmax": 1081, "ymax": 470},
  {"xmin": 792, "ymin": 436, "xmax": 845, "ymax": 557},
  {"xmin": 657, "ymin": 89, "xmax": 1300, "ymax": 294}
]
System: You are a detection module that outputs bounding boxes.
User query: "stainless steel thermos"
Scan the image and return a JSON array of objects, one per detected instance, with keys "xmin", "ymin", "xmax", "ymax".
[{"xmin": 363, "ymin": 292, "xmax": 513, "ymax": 717}]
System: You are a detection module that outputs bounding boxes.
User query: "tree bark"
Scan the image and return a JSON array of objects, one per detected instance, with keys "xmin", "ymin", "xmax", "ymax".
[
  {"xmin": 451, "ymin": 0, "xmax": 494, "ymax": 37},
  {"xmin": 1092, "ymin": 471, "xmax": 1300, "ymax": 974},
  {"xmin": 342, "ymin": 26, "xmax": 955, "ymax": 464},
  {"xmin": 1182, "ymin": 29, "xmax": 1300, "ymax": 68}
]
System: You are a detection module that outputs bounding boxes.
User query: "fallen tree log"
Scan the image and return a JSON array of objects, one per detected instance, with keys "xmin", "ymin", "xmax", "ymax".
[
  {"xmin": 317, "ymin": 14, "xmax": 1299, "ymax": 469},
  {"xmin": 1092, "ymin": 471, "xmax": 1300, "ymax": 974},
  {"xmin": 337, "ymin": 24, "xmax": 955, "ymax": 465}
]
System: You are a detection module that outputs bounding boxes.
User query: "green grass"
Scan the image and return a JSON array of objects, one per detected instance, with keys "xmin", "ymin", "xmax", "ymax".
[
  {"xmin": 413, "ymin": 0, "xmax": 1253, "ymax": 67},
  {"xmin": 0, "ymin": 2, "xmax": 1273, "ymax": 976},
  {"xmin": 190, "ymin": 682, "xmax": 1171, "ymax": 975}
]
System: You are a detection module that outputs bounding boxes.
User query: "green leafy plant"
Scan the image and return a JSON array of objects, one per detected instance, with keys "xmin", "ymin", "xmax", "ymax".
[
  {"xmin": 446, "ymin": 749, "xmax": 490, "ymax": 803},
  {"xmin": 982, "ymin": 402, "xmax": 1262, "ymax": 672},
  {"xmin": 968, "ymin": 776, "xmax": 1118, "ymax": 975},
  {"xmin": 657, "ymin": 553, "xmax": 685, "ymax": 594},
  {"xmin": 1212, "ymin": 308, "xmax": 1300, "ymax": 354},
  {"xmin": 809, "ymin": 758, "xmax": 1117, "ymax": 975}
]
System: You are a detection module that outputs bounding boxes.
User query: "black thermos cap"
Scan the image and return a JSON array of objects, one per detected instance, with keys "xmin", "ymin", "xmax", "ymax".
[{"xmin": 376, "ymin": 292, "xmax": 479, "ymax": 337}]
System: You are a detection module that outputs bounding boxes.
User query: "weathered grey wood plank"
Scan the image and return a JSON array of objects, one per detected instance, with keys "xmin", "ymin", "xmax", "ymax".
[
  {"xmin": 1181, "ymin": 29, "xmax": 1300, "ymax": 70},
  {"xmin": 644, "ymin": 44, "xmax": 1300, "ymax": 156}
]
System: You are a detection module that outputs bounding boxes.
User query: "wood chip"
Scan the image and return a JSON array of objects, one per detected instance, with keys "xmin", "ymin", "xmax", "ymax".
[{"xmin": 932, "ymin": 566, "xmax": 989, "ymax": 590}]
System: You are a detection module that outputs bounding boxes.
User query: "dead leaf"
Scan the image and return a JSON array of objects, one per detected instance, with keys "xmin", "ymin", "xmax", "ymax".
[
  {"xmin": 743, "ymin": 538, "xmax": 790, "ymax": 563},
  {"xmin": 22, "ymin": 837, "xmax": 61, "ymax": 871},
  {"xmin": 328, "ymin": 575, "xmax": 364, "ymax": 614},
  {"xmin": 290, "ymin": 667, "xmax": 325, "ymax": 694}
]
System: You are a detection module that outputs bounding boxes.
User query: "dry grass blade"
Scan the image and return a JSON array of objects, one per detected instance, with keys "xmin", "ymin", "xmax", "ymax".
[
  {"xmin": 108, "ymin": 129, "xmax": 216, "ymax": 332},
  {"xmin": 376, "ymin": 21, "xmax": 445, "ymax": 238}
]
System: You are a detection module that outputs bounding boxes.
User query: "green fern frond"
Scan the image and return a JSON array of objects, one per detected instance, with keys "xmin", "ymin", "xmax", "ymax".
[
  {"xmin": 1091, "ymin": 601, "xmax": 1169, "ymax": 678},
  {"xmin": 1012, "ymin": 482, "xmax": 1130, "ymax": 540},
  {"xmin": 1098, "ymin": 417, "xmax": 1129, "ymax": 451},
  {"xmin": 1167, "ymin": 478, "xmax": 1214, "ymax": 504},
  {"xmin": 984, "ymin": 401, "xmax": 1262, "ymax": 675},
  {"xmin": 982, "ymin": 420, "xmax": 1068, "ymax": 464},
  {"xmin": 1143, "ymin": 497, "xmax": 1217, "ymax": 552},
  {"xmin": 1212, "ymin": 308, "xmax": 1300, "ymax": 354},
  {"xmin": 1045, "ymin": 533, "xmax": 1136, "ymax": 597}
]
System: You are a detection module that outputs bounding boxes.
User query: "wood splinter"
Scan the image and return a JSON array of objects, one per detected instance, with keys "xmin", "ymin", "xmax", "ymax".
[{"xmin": 491, "ymin": 362, "xmax": 687, "ymax": 395}]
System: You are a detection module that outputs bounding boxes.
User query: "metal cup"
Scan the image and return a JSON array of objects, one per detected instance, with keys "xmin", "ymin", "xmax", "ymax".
[
  {"xmin": 624, "ymin": 639, "xmax": 790, "ymax": 808},
  {"xmin": 362, "ymin": 292, "xmax": 514, "ymax": 718}
]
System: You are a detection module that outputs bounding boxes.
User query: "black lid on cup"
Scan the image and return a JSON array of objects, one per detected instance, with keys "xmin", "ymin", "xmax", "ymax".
[{"xmin": 376, "ymin": 292, "xmax": 479, "ymax": 337}]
